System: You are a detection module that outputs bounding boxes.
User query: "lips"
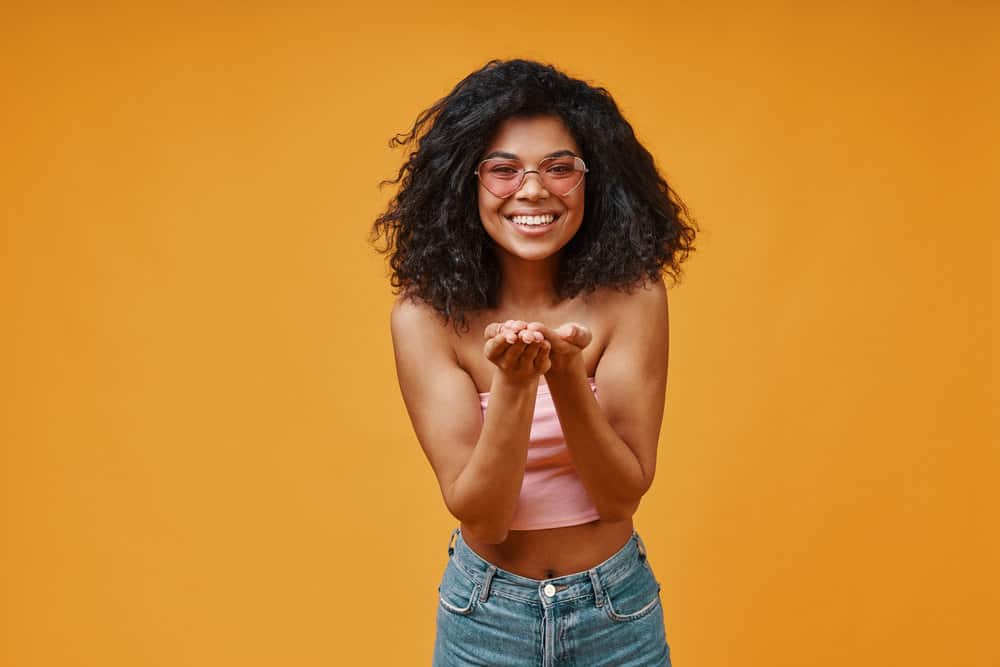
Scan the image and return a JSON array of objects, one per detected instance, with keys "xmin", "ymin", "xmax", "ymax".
[
  {"xmin": 503, "ymin": 214, "xmax": 559, "ymax": 237},
  {"xmin": 506, "ymin": 209, "xmax": 560, "ymax": 218},
  {"xmin": 504, "ymin": 210, "xmax": 561, "ymax": 229},
  {"xmin": 509, "ymin": 213, "xmax": 555, "ymax": 226}
]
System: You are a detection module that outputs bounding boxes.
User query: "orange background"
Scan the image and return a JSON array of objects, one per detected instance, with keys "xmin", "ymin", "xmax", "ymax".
[{"xmin": 2, "ymin": 2, "xmax": 996, "ymax": 666}]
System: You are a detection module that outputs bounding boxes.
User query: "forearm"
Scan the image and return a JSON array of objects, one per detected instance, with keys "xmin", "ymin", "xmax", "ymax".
[
  {"xmin": 446, "ymin": 374, "xmax": 538, "ymax": 542},
  {"xmin": 545, "ymin": 358, "xmax": 649, "ymax": 520}
]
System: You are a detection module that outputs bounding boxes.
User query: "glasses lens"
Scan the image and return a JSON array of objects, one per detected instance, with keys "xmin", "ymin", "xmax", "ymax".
[
  {"xmin": 539, "ymin": 156, "xmax": 586, "ymax": 196},
  {"xmin": 478, "ymin": 159, "xmax": 523, "ymax": 198}
]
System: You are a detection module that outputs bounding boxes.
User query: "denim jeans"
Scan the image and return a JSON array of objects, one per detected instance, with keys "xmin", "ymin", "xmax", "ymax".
[{"xmin": 433, "ymin": 527, "xmax": 671, "ymax": 666}]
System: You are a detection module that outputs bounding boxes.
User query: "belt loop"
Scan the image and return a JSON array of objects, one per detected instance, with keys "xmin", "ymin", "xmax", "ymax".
[
  {"xmin": 447, "ymin": 526, "xmax": 460, "ymax": 557},
  {"xmin": 588, "ymin": 568, "xmax": 605, "ymax": 608},
  {"xmin": 479, "ymin": 565, "xmax": 497, "ymax": 603},
  {"xmin": 634, "ymin": 531, "xmax": 647, "ymax": 562}
]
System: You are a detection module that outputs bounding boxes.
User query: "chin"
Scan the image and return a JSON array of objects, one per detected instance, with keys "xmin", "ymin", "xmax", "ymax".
[
  {"xmin": 510, "ymin": 246, "xmax": 559, "ymax": 262},
  {"xmin": 487, "ymin": 219, "xmax": 576, "ymax": 260},
  {"xmin": 501, "ymin": 236, "xmax": 569, "ymax": 261}
]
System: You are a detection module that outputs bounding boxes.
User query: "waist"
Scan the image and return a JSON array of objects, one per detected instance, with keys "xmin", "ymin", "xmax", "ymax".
[
  {"xmin": 457, "ymin": 519, "xmax": 635, "ymax": 579},
  {"xmin": 449, "ymin": 525, "xmax": 649, "ymax": 600}
]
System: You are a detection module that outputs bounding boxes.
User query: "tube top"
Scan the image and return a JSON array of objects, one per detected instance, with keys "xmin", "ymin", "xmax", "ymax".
[{"xmin": 478, "ymin": 378, "xmax": 601, "ymax": 530}]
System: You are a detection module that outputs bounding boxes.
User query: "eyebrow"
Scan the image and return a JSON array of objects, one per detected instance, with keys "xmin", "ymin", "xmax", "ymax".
[{"xmin": 482, "ymin": 149, "xmax": 579, "ymax": 160}]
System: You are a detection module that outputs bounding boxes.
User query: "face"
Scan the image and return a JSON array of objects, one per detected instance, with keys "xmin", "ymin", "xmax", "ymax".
[{"xmin": 477, "ymin": 115, "xmax": 585, "ymax": 263}]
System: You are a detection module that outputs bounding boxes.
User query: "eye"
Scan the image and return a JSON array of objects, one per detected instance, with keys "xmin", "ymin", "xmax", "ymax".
[
  {"xmin": 543, "ymin": 160, "xmax": 576, "ymax": 177},
  {"xmin": 483, "ymin": 161, "xmax": 523, "ymax": 180}
]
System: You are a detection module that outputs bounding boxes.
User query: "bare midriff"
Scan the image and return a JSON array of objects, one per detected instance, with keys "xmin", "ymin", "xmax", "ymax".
[{"xmin": 461, "ymin": 518, "xmax": 634, "ymax": 580}]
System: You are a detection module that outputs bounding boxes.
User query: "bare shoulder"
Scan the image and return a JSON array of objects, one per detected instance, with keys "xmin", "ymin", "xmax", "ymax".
[
  {"xmin": 592, "ymin": 277, "xmax": 668, "ymax": 330},
  {"xmin": 391, "ymin": 293, "xmax": 459, "ymax": 348},
  {"xmin": 391, "ymin": 294, "xmax": 449, "ymax": 334}
]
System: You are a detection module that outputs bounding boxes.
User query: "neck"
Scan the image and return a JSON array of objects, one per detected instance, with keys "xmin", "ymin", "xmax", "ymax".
[{"xmin": 495, "ymin": 251, "xmax": 561, "ymax": 310}]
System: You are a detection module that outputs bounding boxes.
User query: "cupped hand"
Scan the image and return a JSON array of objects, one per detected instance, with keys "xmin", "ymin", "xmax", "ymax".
[
  {"xmin": 483, "ymin": 320, "xmax": 552, "ymax": 381},
  {"xmin": 524, "ymin": 322, "xmax": 592, "ymax": 374}
]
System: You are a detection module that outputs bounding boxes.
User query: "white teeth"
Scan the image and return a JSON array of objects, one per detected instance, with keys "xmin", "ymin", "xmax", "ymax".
[{"xmin": 509, "ymin": 214, "xmax": 555, "ymax": 226}]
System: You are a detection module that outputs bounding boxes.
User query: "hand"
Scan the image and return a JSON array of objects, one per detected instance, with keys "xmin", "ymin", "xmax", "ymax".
[
  {"xmin": 525, "ymin": 322, "xmax": 592, "ymax": 375},
  {"xmin": 483, "ymin": 320, "xmax": 552, "ymax": 382}
]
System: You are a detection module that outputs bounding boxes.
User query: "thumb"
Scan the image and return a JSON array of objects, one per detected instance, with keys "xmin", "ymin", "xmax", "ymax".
[{"xmin": 555, "ymin": 323, "xmax": 592, "ymax": 349}]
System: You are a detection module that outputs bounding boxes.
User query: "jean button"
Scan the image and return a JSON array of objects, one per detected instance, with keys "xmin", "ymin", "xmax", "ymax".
[{"xmin": 543, "ymin": 584, "xmax": 556, "ymax": 597}]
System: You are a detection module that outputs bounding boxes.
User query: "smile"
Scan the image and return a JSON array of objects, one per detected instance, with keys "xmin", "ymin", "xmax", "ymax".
[{"xmin": 505, "ymin": 213, "xmax": 558, "ymax": 228}]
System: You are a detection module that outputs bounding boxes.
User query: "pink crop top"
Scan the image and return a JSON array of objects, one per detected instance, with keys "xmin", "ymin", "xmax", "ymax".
[{"xmin": 478, "ymin": 377, "xmax": 601, "ymax": 530}]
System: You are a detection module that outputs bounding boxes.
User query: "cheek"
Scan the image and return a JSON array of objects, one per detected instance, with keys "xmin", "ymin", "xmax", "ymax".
[
  {"xmin": 477, "ymin": 191, "xmax": 501, "ymax": 220},
  {"xmin": 477, "ymin": 197, "xmax": 505, "ymax": 243}
]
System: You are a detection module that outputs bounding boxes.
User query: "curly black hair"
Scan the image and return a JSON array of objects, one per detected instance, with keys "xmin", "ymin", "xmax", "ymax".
[{"xmin": 371, "ymin": 58, "xmax": 698, "ymax": 331}]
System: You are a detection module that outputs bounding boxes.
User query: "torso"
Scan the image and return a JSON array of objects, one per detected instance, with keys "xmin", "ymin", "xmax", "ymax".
[{"xmin": 445, "ymin": 287, "xmax": 635, "ymax": 579}]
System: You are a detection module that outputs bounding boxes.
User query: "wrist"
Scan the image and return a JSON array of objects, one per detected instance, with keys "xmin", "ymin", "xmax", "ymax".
[
  {"xmin": 491, "ymin": 370, "xmax": 541, "ymax": 393},
  {"xmin": 544, "ymin": 352, "xmax": 586, "ymax": 381}
]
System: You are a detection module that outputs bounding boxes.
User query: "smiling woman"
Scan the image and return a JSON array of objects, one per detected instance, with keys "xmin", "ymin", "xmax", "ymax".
[
  {"xmin": 477, "ymin": 116, "xmax": 586, "ymax": 259},
  {"xmin": 371, "ymin": 59, "xmax": 698, "ymax": 666}
]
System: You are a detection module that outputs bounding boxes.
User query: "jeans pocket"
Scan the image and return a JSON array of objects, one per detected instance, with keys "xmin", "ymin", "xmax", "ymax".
[
  {"xmin": 603, "ymin": 563, "xmax": 662, "ymax": 623},
  {"xmin": 438, "ymin": 561, "xmax": 480, "ymax": 617}
]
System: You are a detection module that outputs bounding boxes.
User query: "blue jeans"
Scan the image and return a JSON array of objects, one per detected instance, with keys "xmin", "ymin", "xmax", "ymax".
[{"xmin": 434, "ymin": 527, "xmax": 671, "ymax": 666}]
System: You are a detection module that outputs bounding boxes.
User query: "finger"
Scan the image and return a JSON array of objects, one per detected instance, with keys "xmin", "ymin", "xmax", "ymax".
[
  {"xmin": 484, "ymin": 334, "xmax": 512, "ymax": 361},
  {"xmin": 502, "ymin": 320, "xmax": 524, "ymax": 335},
  {"xmin": 533, "ymin": 342, "xmax": 552, "ymax": 373},
  {"xmin": 519, "ymin": 340, "xmax": 542, "ymax": 366},
  {"xmin": 570, "ymin": 324, "xmax": 593, "ymax": 349},
  {"xmin": 537, "ymin": 354, "xmax": 552, "ymax": 374},
  {"xmin": 501, "ymin": 320, "xmax": 526, "ymax": 336},
  {"xmin": 554, "ymin": 322, "xmax": 592, "ymax": 349},
  {"xmin": 554, "ymin": 322, "xmax": 575, "ymax": 337},
  {"xmin": 526, "ymin": 321, "xmax": 557, "ymax": 342},
  {"xmin": 498, "ymin": 339, "xmax": 527, "ymax": 365},
  {"xmin": 484, "ymin": 322, "xmax": 503, "ymax": 340},
  {"xmin": 518, "ymin": 329, "xmax": 542, "ymax": 344}
]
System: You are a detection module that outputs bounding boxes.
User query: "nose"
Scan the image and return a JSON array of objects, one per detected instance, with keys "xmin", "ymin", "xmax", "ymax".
[{"xmin": 516, "ymin": 171, "xmax": 549, "ymax": 200}]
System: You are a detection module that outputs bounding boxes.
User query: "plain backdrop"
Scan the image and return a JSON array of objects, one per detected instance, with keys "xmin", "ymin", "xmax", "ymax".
[{"xmin": 2, "ymin": 2, "xmax": 997, "ymax": 665}]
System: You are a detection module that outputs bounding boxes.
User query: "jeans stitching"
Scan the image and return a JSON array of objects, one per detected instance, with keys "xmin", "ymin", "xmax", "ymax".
[
  {"xmin": 439, "ymin": 583, "xmax": 481, "ymax": 616},
  {"xmin": 604, "ymin": 589, "xmax": 662, "ymax": 622}
]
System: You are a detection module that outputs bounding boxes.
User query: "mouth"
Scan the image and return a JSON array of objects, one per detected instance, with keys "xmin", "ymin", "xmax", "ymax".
[{"xmin": 503, "ymin": 212, "xmax": 560, "ymax": 231}]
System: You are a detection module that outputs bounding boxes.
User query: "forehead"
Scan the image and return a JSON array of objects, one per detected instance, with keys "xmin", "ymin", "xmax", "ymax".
[{"xmin": 485, "ymin": 115, "xmax": 579, "ymax": 157}]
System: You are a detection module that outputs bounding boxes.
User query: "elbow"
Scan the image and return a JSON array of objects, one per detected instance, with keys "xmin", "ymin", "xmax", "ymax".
[
  {"xmin": 461, "ymin": 521, "xmax": 509, "ymax": 545},
  {"xmin": 449, "ymin": 506, "xmax": 510, "ymax": 544},
  {"xmin": 594, "ymin": 455, "xmax": 655, "ymax": 522},
  {"xmin": 595, "ymin": 494, "xmax": 643, "ymax": 523},
  {"xmin": 597, "ymin": 469, "xmax": 655, "ymax": 521},
  {"xmin": 444, "ymin": 495, "xmax": 510, "ymax": 544}
]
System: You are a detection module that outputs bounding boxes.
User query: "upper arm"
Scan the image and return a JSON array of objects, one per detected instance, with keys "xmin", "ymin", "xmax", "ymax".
[
  {"xmin": 593, "ymin": 279, "xmax": 669, "ymax": 490},
  {"xmin": 390, "ymin": 297, "xmax": 484, "ymax": 512}
]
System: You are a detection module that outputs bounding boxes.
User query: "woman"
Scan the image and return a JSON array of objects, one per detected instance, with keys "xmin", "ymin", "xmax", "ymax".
[{"xmin": 372, "ymin": 59, "xmax": 697, "ymax": 666}]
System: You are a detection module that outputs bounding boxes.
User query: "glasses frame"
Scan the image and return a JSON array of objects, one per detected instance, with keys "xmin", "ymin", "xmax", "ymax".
[{"xmin": 475, "ymin": 155, "xmax": 589, "ymax": 199}]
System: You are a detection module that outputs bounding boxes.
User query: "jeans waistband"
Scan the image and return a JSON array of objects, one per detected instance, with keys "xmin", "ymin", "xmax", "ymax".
[{"xmin": 445, "ymin": 527, "xmax": 649, "ymax": 607}]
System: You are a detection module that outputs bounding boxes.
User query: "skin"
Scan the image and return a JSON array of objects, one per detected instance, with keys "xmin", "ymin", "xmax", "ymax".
[{"xmin": 391, "ymin": 114, "xmax": 669, "ymax": 579}]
